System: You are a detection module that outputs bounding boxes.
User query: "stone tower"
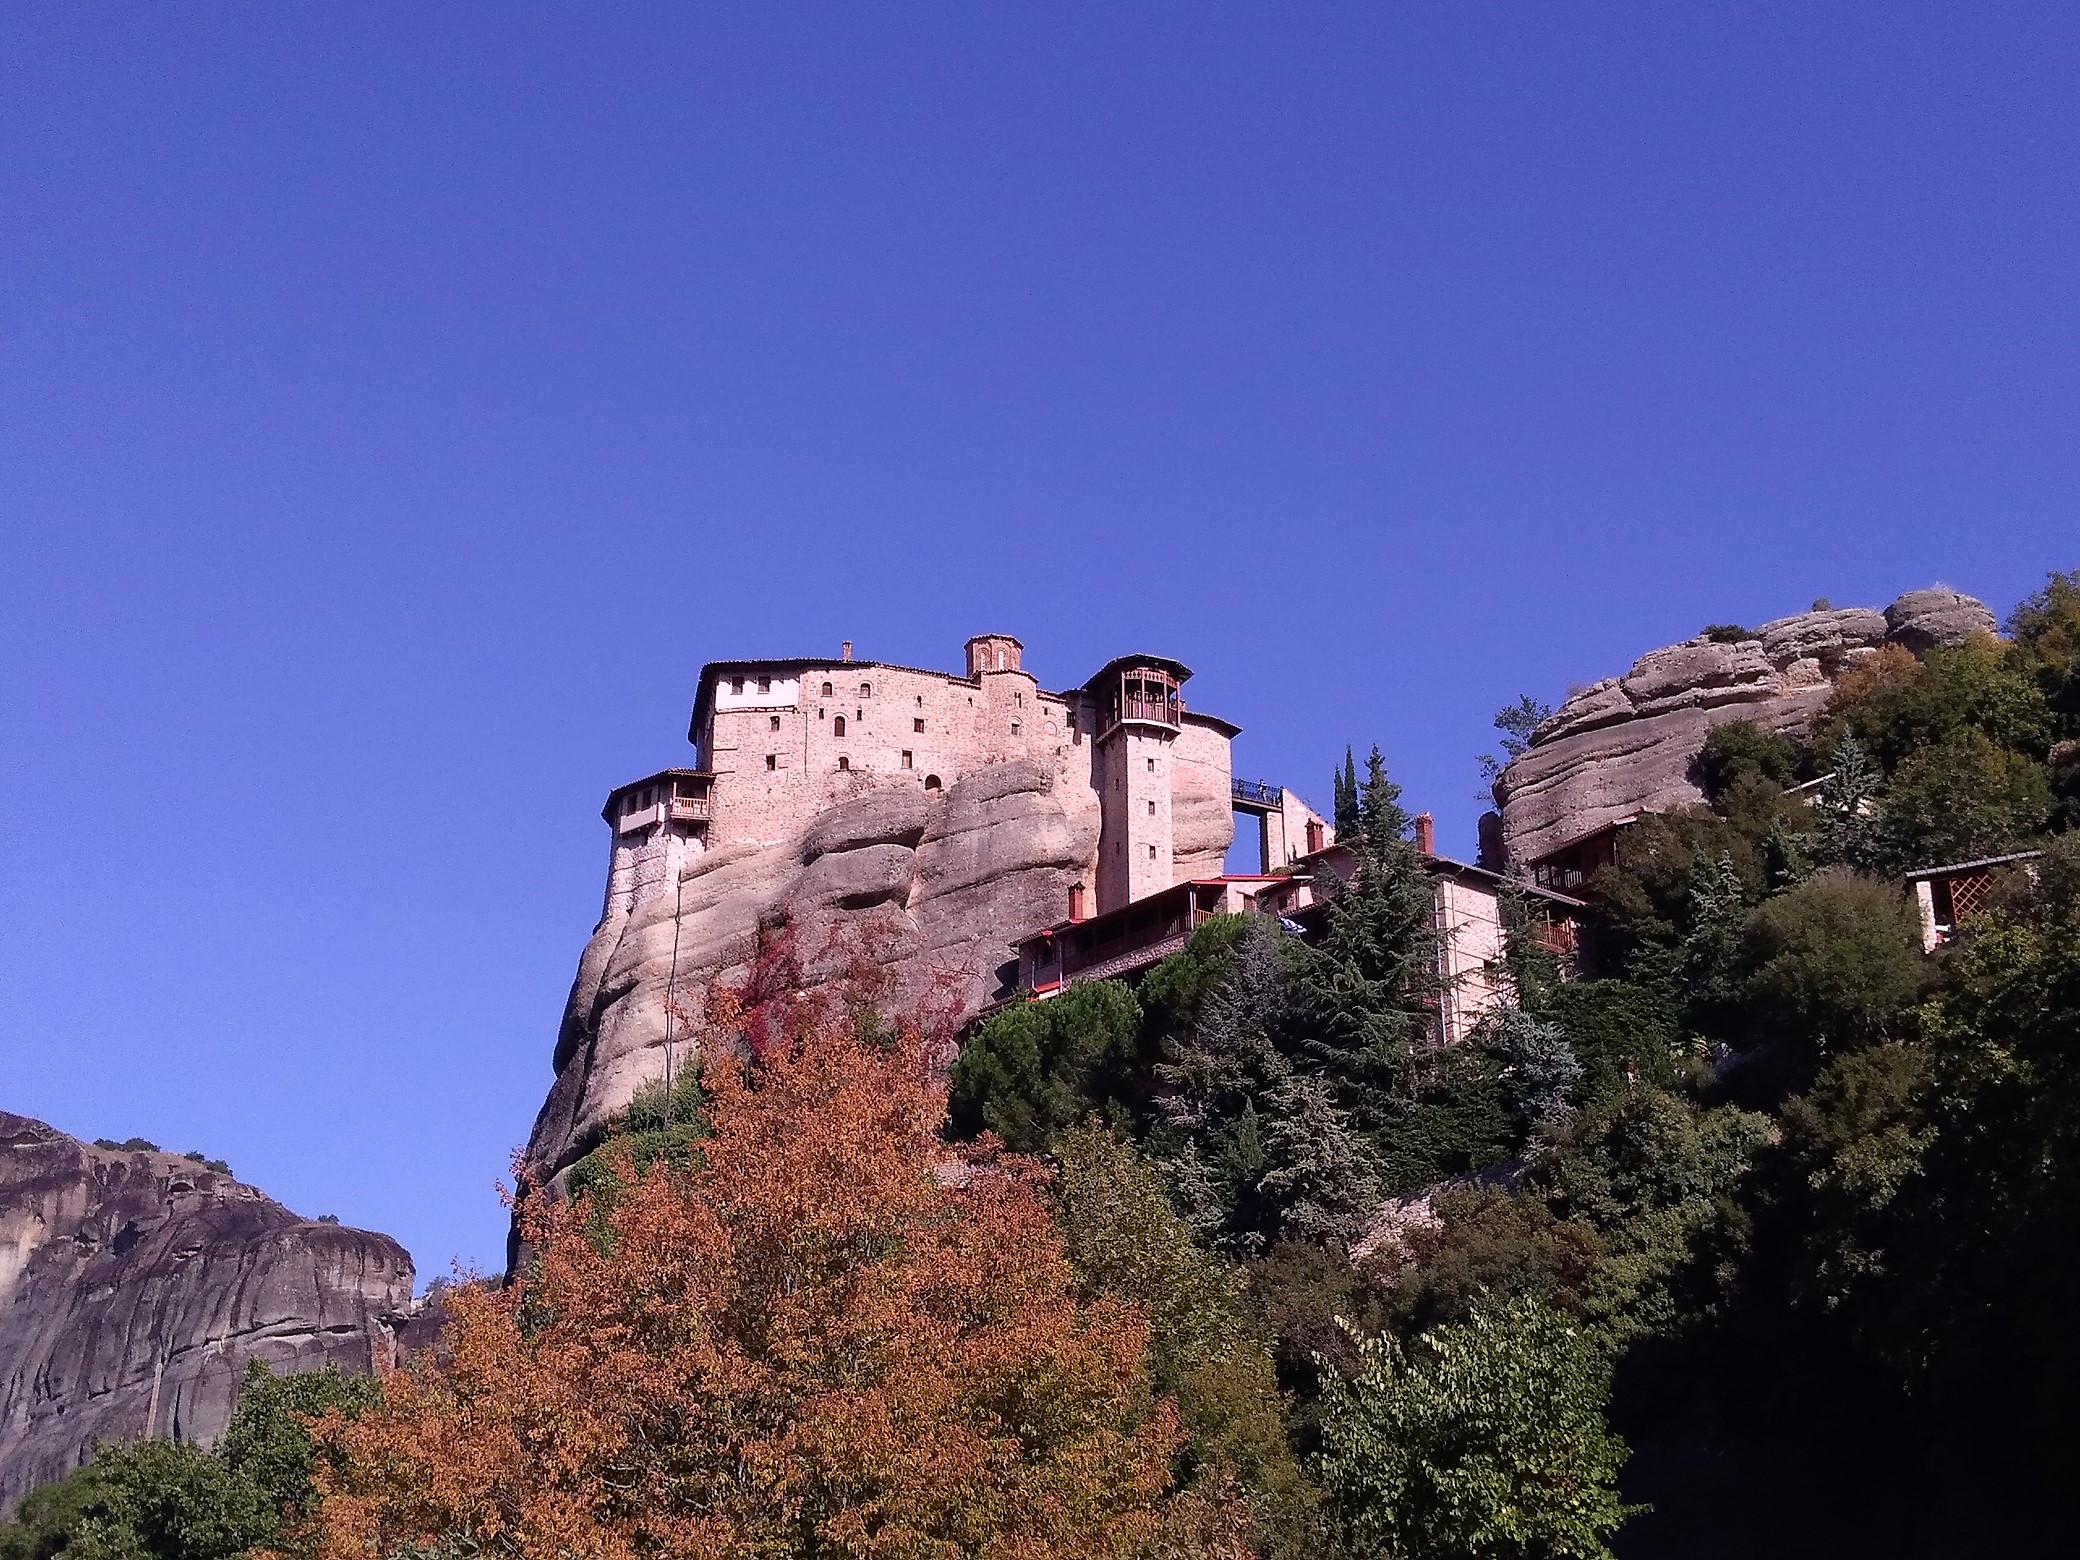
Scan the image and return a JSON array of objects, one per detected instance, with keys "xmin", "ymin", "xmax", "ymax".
[
  {"xmin": 1087, "ymin": 655, "xmax": 1189, "ymax": 913},
  {"xmin": 599, "ymin": 768, "xmax": 713, "ymax": 920},
  {"xmin": 964, "ymin": 633, "xmax": 1023, "ymax": 675}
]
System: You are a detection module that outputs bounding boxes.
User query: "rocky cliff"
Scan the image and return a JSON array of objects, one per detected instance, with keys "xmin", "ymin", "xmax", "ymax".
[
  {"xmin": 523, "ymin": 757, "xmax": 1121, "ymax": 1191},
  {"xmin": 0, "ymin": 1113, "xmax": 413, "ymax": 1515},
  {"xmin": 1494, "ymin": 587, "xmax": 1998, "ymax": 865}
]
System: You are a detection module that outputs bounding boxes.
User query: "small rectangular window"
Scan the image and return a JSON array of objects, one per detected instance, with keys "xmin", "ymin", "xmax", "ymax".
[
  {"xmin": 769, "ymin": 714, "xmax": 780, "ymax": 730},
  {"xmin": 1147, "ymin": 757, "xmax": 1156, "ymax": 773},
  {"xmin": 901, "ymin": 750, "xmax": 913, "ymax": 769},
  {"xmin": 757, "ymin": 676, "xmax": 771, "ymax": 694},
  {"xmin": 838, "ymin": 756, "xmax": 850, "ymax": 771},
  {"xmin": 1147, "ymin": 800, "xmax": 1156, "ymax": 816},
  {"xmin": 765, "ymin": 754, "xmax": 776, "ymax": 771},
  {"xmin": 1148, "ymin": 845, "xmax": 1158, "ymax": 860},
  {"xmin": 730, "ymin": 677, "xmax": 745, "ymax": 695},
  {"xmin": 914, "ymin": 717, "xmax": 925, "ymax": 733}
]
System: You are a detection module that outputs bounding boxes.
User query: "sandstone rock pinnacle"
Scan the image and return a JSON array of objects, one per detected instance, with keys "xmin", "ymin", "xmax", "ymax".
[
  {"xmin": 0, "ymin": 1113, "xmax": 413, "ymax": 1515},
  {"xmin": 1494, "ymin": 586, "xmax": 1999, "ymax": 866}
]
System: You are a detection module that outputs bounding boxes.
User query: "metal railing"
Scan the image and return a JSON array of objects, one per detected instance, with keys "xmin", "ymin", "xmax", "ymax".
[{"xmin": 1232, "ymin": 778, "xmax": 1284, "ymax": 809}]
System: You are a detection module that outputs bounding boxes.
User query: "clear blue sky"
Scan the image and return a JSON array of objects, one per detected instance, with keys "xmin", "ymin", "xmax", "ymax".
[{"xmin": 4, "ymin": 5, "xmax": 2074, "ymax": 1280}]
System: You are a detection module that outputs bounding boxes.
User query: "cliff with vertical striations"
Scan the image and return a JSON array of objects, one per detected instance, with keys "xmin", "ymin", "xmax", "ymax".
[
  {"xmin": 0, "ymin": 1113, "xmax": 413, "ymax": 1515},
  {"xmin": 522, "ymin": 758, "xmax": 1127, "ymax": 1192}
]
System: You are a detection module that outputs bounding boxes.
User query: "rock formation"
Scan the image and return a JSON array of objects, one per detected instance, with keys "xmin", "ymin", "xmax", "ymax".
[
  {"xmin": 523, "ymin": 757, "xmax": 1113, "ymax": 1191},
  {"xmin": 0, "ymin": 1113, "xmax": 413, "ymax": 1515},
  {"xmin": 1495, "ymin": 587, "xmax": 1998, "ymax": 865}
]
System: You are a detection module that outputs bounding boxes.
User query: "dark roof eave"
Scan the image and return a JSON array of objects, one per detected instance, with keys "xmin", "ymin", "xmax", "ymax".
[
  {"xmin": 1525, "ymin": 815, "xmax": 1640, "ymax": 867},
  {"xmin": 1082, "ymin": 652, "xmax": 1194, "ymax": 691},
  {"xmin": 1902, "ymin": 848, "xmax": 2046, "ymax": 881}
]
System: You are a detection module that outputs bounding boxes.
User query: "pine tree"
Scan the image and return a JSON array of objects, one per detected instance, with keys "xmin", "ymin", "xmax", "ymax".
[
  {"xmin": 1676, "ymin": 852, "xmax": 1749, "ymax": 1029},
  {"xmin": 1487, "ymin": 1007, "xmax": 1582, "ymax": 1136},
  {"xmin": 1291, "ymin": 748, "xmax": 1440, "ymax": 1131},
  {"xmin": 1496, "ymin": 881, "xmax": 1563, "ymax": 1013},
  {"xmin": 1153, "ymin": 915, "xmax": 1295, "ymax": 1251},
  {"xmin": 1257, "ymin": 1073, "xmax": 1386, "ymax": 1245},
  {"xmin": 1814, "ymin": 730, "xmax": 1883, "ymax": 869}
]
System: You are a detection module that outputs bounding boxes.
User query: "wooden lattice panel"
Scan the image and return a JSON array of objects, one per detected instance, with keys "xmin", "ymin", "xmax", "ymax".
[{"xmin": 1945, "ymin": 871, "xmax": 1994, "ymax": 924}]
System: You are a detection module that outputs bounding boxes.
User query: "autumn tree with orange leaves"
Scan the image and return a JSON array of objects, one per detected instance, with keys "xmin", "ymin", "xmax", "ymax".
[{"xmin": 308, "ymin": 945, "xmax": 1251, "ymax": 1560}]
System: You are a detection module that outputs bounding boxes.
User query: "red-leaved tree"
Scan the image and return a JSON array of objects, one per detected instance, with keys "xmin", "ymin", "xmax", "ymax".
[{"xmin": 310, "ymin": 958, "xmax": 1249, "ymax": 1560}]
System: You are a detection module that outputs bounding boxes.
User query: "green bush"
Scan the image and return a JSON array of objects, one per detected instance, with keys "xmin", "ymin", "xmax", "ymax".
[
  {"xmin": 1872, "ymin": 732, "xmax": 2053, "ymax": 873},
  {"xmin": 1050, "ymin": 1127, "xmax": 1326, "ymax": 1558},
  {"xmin": 1535, "ymin": 981, "xmax": 1680, "ymax": 1113},
  {"xmin": 2006, "ymin": 569, "xmax": 2080, "ymax": 730},
  {"xmin": 1741, "ymin": 875, "xmax": 1928, "ymax": 1051},
  {"xmin": 1824, "ymin": 635, "xmax": 2053, "ymax": 770},
  {"xmin": 0, "ymin": 1361, "xmax": 379, "ymax": 1560},
  {"xmin": 564, "ymin": 1067, "xmax": 708, "ymax": 1209},
  {"xmin": 1316, "ymin": 1295, "xmax": 1631, "ymax": 1560},
  {"xmin": 1697, "ymin": 721, "xmax": 1798, "ymax": 803},
  {"xmin": 947, "ymin": 979, "xmax": 1144, "ymax": 1151},
  {"xmin": 1382, "ymin": 1187, "xmax": 1606, "ymax": 1336}
]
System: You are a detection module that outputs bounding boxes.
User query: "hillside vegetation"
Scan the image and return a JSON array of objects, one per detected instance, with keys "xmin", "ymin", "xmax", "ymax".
[{"xmin": 8, "ymin": 571, "xmax": 2076, "ymax": 1560}]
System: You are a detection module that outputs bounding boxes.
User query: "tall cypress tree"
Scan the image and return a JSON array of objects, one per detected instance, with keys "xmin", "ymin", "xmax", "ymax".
[{"xmin": 1333, "ymin": 746, "xmax": 1361, "ymax": 838}]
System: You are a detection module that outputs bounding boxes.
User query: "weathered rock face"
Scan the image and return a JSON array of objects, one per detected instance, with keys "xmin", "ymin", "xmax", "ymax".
[
  {"xmin": 524, "ymin": 758, "xmax": 1103, "ymax": 1191},
  {"xmin": 0, "ymin": 1114, "xmax": 413, "ymax": 1515},
  {"xmin": 1495, "ymin": 588, "xmax": 1997, "ymax": 865}
]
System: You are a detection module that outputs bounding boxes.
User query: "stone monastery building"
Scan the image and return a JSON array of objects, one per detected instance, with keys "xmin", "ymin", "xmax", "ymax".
[{"xmin": 598, "ymin": 633, "xmax": 1327, "ymax": 926}]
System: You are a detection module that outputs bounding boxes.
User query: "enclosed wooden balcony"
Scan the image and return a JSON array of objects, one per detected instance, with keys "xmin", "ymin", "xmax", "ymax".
[{"xmin": 1097, "ymin": 669, "xmax": 1182, "ymax": 737}]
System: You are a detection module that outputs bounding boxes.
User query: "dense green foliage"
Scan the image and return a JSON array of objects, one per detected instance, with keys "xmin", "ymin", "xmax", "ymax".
[
  {"xmin": 948, "ymin": 979, "xmax": 1145, "ymax": 1150},
  {"xmin": 932, "ymin": 570, "xmax": 2080, "ymax": 1555},
  {"xmin": 1317, "ymin": 1296, "xmax": 1632, "ymax": 1559},
  {"xmin": 0, "ymin": 1362, "xmax": 378, "ymax": 1560}
]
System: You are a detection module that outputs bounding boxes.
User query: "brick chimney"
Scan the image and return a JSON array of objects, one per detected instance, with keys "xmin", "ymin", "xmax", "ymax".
[{"xmin": 1414, "ymin": 812, "xmax": 1435, "ymax": 856}]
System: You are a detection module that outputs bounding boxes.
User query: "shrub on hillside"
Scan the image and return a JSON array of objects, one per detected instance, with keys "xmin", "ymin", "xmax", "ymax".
[
  {"xmin": 1740, "ymin": 875, "xmax": 1929, "ymax": 1053},
  {"xmin": 1316, "ymin": 1295, "xmax": 1631, "ymax": 1560},
  {"xmin": 947, "ymin": 978, "xmax": 1145, "ymax": 1151}
]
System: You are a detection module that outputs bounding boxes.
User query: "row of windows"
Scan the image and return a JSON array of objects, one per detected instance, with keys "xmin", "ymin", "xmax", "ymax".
[
  {"xmin": 726, "ymin": 674, "xmax": 876, "ymax": 699},
  {"xmin": 620, "ymin": 780, "xmax": 705, "ymax": 813},
  {"xmin": 762, "ymin": 751, "xmax": 941, "ymax": 788},
  {"xmin": 755, "ymin": 712, "xmax": 1019, "ymax": 739}
]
